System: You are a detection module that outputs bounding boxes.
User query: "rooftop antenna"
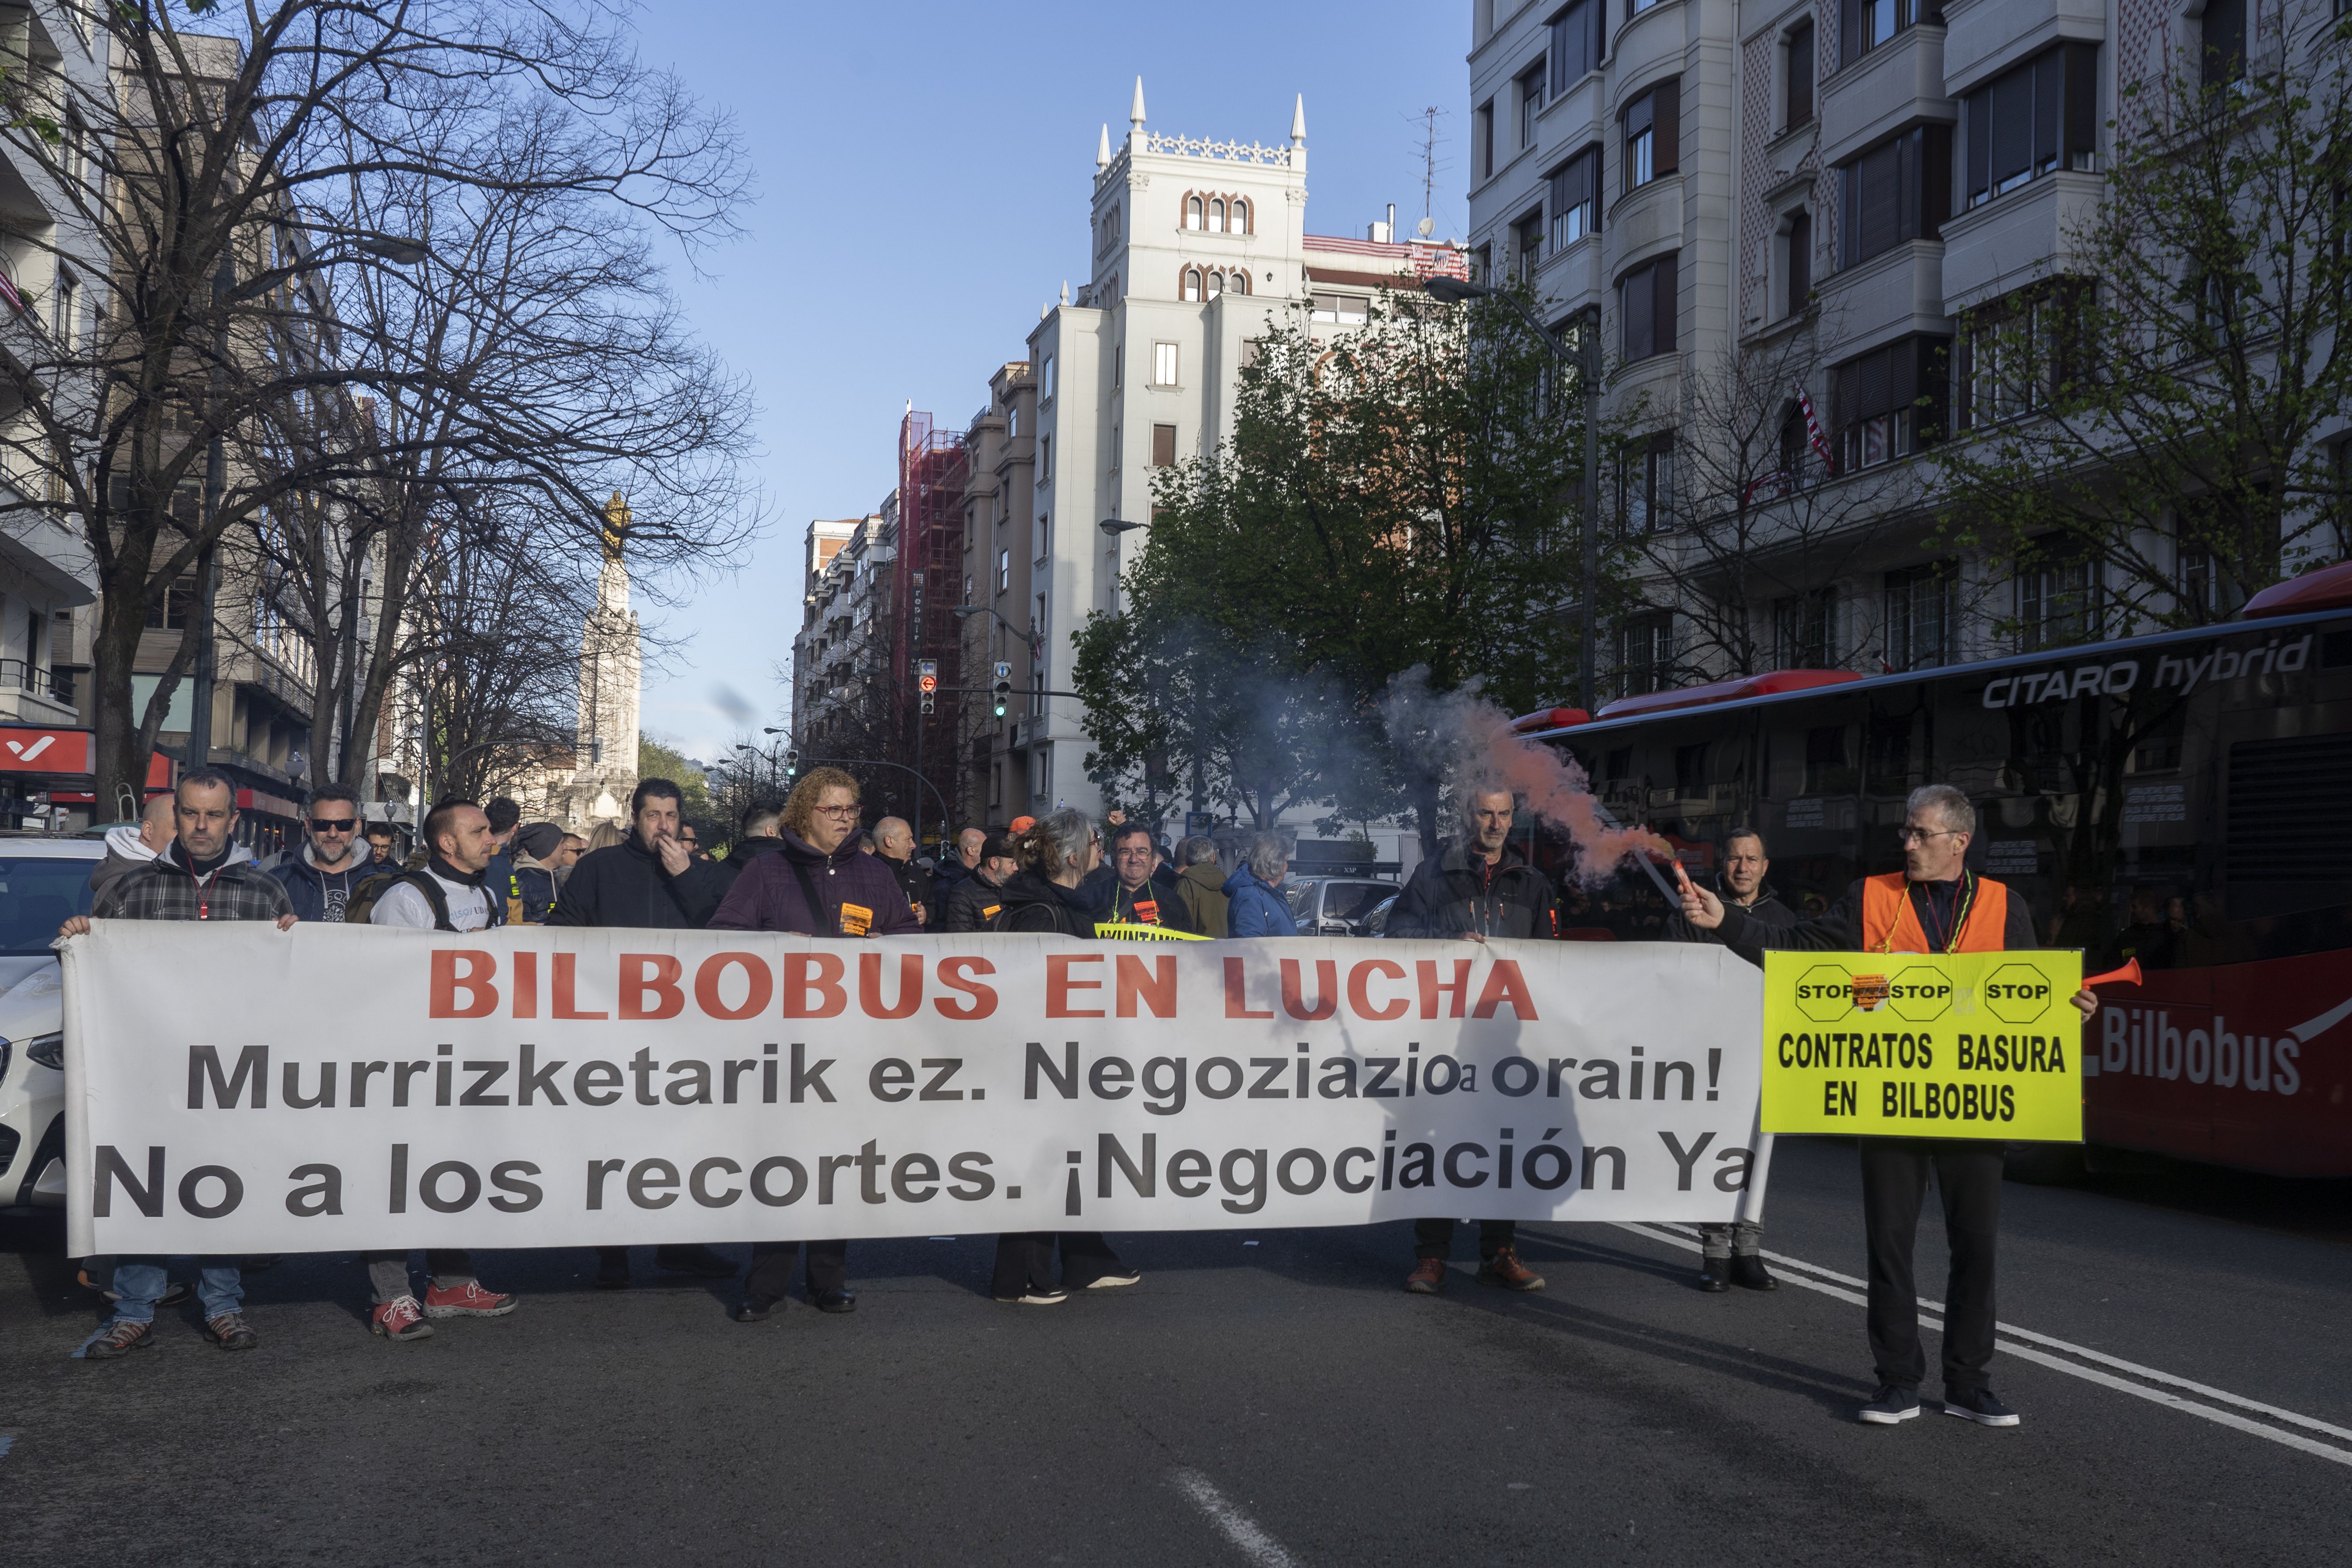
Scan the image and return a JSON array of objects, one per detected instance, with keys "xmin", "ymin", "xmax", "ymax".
[{"xmin": 1407, "ymin": 105, "xmax": 1451, "ymax": 227}]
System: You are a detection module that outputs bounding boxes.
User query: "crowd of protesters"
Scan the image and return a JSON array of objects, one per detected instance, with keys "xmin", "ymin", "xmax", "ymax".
[{"xmin": 53, "ymin": 763, "xmax": 2097, "ymax": 1430}]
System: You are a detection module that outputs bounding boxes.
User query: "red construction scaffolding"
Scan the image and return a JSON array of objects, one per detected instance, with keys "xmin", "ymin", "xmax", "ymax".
[{"xmin": 894, "ymin": 409, "xmax": 968, "ymax": 845}]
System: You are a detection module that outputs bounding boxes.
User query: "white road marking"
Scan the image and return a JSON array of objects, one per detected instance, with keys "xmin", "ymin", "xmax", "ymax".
[
  {"xmin": 1171, "ymin": 1468, "xmax": 1305, "ymax": 1568},
  {"xmin": 1614, "ymin": 1222, "xmax": 2352, "ymax": 1468}
]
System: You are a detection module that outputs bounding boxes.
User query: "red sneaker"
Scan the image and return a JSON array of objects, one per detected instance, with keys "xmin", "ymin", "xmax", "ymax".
[
  {"xmin": 371, "ymin": 1295, "xmax": 434, "ymax": 1341},
  {"xmin": 1477, "ymin": 1246, "xmax": 1546, "ymax": 1292},
  {"xmin": 1405, "ymin": 1257, "xmax": 1446, "ymax": 1294},
  {"xmin": 422, "ymin": 1279, "xmax": 517, "ymax": 1319}
]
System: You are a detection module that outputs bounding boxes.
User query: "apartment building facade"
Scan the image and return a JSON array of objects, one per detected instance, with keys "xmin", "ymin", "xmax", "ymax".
[{"xmin": 1464, "ymin": 0, "xmax": 2322, "ymax": 697}]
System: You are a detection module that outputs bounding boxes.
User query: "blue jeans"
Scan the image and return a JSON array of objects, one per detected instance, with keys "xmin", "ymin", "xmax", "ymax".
[{"xmin": 110, "ymin": 1257, "xmax": 242, "ymax": 1324}]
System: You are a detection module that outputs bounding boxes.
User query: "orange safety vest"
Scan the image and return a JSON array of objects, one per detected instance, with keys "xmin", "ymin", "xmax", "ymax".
[{"xmin": 1859, "ymin": 871, "xmax": 2009, "ymax": 954}]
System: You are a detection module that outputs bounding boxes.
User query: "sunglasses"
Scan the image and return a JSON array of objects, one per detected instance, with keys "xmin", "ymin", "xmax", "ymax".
[{"xmin": 309, "ymin": 818, "xmax": 359, "ymax": 832}]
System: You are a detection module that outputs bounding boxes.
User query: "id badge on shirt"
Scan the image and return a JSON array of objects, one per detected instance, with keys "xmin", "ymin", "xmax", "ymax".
[
  {"xmin": 1133, "ymin": 898, "xmax": 1160, "ymax": 925},
  {"xmin": 839, "ymin": 902, "xmax": 873, "ymax": 936}
]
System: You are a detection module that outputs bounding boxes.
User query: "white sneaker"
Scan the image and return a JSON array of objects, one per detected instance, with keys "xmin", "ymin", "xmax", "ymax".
[{"xmin": 1085, "ymin": 1269, "xmax": 1142, "ymax": 1288}]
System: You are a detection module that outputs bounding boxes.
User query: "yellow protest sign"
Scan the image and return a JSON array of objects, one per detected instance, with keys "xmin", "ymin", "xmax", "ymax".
[
  {"xmin": 1760, "ymin": 950, "xmax": 2083, "ymax": 1142},
  {"xmin": 1092, "ymin": 922, "xmax": 1209, "ymax": 941}
]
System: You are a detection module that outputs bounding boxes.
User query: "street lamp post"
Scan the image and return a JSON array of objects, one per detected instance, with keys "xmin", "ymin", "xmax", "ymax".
[{"xmin": 1425, "ymin": 275, "xmax": 1601, "ymax": 716}]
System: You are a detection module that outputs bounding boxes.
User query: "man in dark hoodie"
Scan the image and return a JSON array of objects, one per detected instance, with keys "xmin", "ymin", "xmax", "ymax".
[
  {"xmin": 939, "ymin": 832, "xmax": 1022, "ymax": 932},
  {"xmin": 546, "ymin": 779, "xmax": 737, "ymax": 1287},
  {"xmin": 710, "ymin": 768, "xmax": 917, "ymax": 1321},
  {"xmin": 1664, "ymin": 827, "xmax": 1796, "ymax": 1292},
  {"xmin": 269, "ymin": 783, "xmax": 375, "ymax": 923},
  {"xmin": 710, "ymin": 801, "xmax": 785, "ymax": 902}
]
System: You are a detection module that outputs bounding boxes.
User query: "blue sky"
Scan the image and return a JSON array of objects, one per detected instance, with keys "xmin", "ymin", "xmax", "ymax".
[{"xmin": 633, "ymin": 1, "xmax": 1471, "ymax": 763}]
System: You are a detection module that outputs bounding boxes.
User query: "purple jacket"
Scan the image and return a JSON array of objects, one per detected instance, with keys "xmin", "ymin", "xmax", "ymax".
[{"xmin": 707, "ymin": 829, "xmax": 922, "ymax": 937}]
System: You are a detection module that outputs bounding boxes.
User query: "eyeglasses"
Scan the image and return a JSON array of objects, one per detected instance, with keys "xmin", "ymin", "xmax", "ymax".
[
  {"xmin": 309, "ymin": 818, "xmax": 359, "ymax": 833},
  {"xmin": 1896, "ymin": 826, "xmax": 1958, "ymax": 844},
  {"xmin": 812, "ymin": 805, "xmax": 860, "ymax": 819}
]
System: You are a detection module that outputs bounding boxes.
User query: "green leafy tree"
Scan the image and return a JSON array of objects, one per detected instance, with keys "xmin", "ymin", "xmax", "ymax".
[
  {"xmin": 1929, "ymin": 15, "xmax": 2352, "ymax": 636},
  {"xmin": 638, "ymin": 735, "xmax": 711, "ymax": 821},
  {"xmin": 1075, "ymin": 288, "xmax": 1604, "ymax": 844}
]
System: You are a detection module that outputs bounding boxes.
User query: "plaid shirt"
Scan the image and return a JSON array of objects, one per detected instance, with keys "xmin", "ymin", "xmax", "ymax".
[{"xmin": 93, "ymin": 854, "xmax": 294, "ymax": 923}]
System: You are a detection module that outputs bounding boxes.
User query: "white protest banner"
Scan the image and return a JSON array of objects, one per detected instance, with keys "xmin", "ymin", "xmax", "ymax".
[{"xmin": 63, "ymin": 924, "xmax": 1764, "ymax": 1255}]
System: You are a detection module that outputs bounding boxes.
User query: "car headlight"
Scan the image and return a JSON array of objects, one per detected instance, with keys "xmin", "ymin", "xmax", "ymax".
[{"xmin": 25, "ymin": 1032, "xmax": 62, "ymax": 1070}]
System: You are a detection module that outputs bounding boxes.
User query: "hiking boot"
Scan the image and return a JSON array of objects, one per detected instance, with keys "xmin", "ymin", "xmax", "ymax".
[
  {"xmin": 1730, "ymin": 1254, "xmax": 1777, "ymax": 1291},
  {"xmin": 85, "ymin": 1319, "xmax": 153, "ymax": 1361},
  {"xmin": 423, "ymin": 1280, "xmax": 517, "ymax": 1319},
  {"xmin": 1477, "ymin": 1246, "xmax": 1545, "ymax": 1291},
  {"xmin": 1697, "ymin": 1257, "xmax": 1731, "ymax": 1292},
  {"xmin": 1404, "ymin": 1257, "xmax": 1446, "ymax": 1294},
  {"xmin": 371, "ymin": 1296, "xmax": 434, "ymax": 1341},
  {"xmin": 203, "ymin": 1312, "xmax": 258, "ymax": 1351}
]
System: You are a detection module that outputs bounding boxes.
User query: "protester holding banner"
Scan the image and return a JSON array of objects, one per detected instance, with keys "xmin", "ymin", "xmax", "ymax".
[
  {"xmin": 359, "ymin": 798, "xmax": 523, "ymax": 1339},
  {"xmin": 544, "ymin": 778, "xmax": 729, "ymax": 932},
  {"xmin": 938, "ymin": 833, "xmax": 1021, "ymax": 932},
  {"xmin": 1664, "ymin": 827, "xmax": 1792, "ymax": 1294},
  {"xmin": 1397, "ymin": 788, "xmax": 1552, "ymax": 1296},
  {"xmin": 60, "ymin": 769, "xmax": 295, "ymax": 1361},
  {"xmin": 710, "ymin": 767, "xmax": 919, "ymax": 1320},
  {"xmin": 1677, "ymin": 783, "xmax": 2098, "ymax": 1429},
  {"xmin": 991, "ymin": 810, "xmax": 1142, "ymax": 1303},
  {"xmin": 1103, "ymin": 821, "xmax": 1198, "ymax": 934}
]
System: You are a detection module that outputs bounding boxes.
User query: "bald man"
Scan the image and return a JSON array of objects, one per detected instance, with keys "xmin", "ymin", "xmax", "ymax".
[
  {"xmin": 872, "ymin": 815, "xmax": 932, "ymax": 926},
  {"xmin": 93, "ymin": 793, "xmax": 202, "ymax": 897}
]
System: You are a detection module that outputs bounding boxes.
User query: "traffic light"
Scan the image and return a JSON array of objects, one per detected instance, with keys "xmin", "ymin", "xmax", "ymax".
[
  {"xmin": 993, "ymin": 661, "xmax": 1011, "ymax": 719},
  {"xmin": 784, "ymin": 748, "xmax": 798, "ymax": 780},
  {"xmin": 919, "ymin": 658, "xmax": 937, "ymax": 716}
]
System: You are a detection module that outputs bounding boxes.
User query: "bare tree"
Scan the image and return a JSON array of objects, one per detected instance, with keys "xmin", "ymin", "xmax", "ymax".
[{"xmin": 0, "ymin": 2, "xmax": 752, "ymax": 811}]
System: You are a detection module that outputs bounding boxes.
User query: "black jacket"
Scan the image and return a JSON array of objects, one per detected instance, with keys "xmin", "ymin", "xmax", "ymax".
[
  {"xmin": 544, "ymin": 836, "xmax": 729, "ymax": 929},
  {"xmin": 1103, "ymin": 875, "xmax": 1200, "ymax": 933},
  {"xmin": 1666, "ymin": 877, "xmax": 1797, "ymax": 969},
  {"xmin": 876, "ymin": 852, "xmax": 933, "ymax": 926},
  {"xmin": 1716, "ymin": 873, "xmax": 2038, "ymax": 961},
  {"xmin": 1384, "ymin": 843, "xmax": 1557, "ymax": 940},
  {"xmin": 710, "ymin": 835, "xmax": 784, "ymax": 904},
  {"xmin": 939, "ymin": 866, "xmax": 1012, "ymax": 933},
  {"xmin": 988, "ymin": 869, "xmax": 1098, "ymax": 935}
]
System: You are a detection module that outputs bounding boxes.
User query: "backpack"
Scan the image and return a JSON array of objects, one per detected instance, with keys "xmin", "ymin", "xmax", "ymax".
[{"xmin": 344, "ymin": 869, "xmax": 506, "ymax": 932}]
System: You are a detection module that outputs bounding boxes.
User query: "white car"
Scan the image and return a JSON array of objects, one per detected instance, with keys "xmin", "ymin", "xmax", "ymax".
[{"xmin": 0, "ymin": 832, "xmax": 106, "ymax": 1213}]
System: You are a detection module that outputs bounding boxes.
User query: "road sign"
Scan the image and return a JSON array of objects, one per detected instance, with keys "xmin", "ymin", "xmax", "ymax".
[{"xmin": 1185, "ymin": 812, "xmax": 1216, "ymax": 838}]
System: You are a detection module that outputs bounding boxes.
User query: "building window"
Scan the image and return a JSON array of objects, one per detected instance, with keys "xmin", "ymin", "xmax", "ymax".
[
  {"xmin": 1042, "ymin": 354, "xmax": 1057, "ymax": 401},
  {"xmin": 1784, "ymin": 21, "xmax": 1815, "ymax": 131},
  {"xmin": 1207, "ymin": 270, "xmax": 1226, "ymax": 299},
  {"xmin": 1616, "ymin": 611, "xmax": 1675, "ymax": 697},
  {"xmin": 1039, "ymin": 434, "xmax": 1051, "ymax": 487},
  {"xmin": 1630, "ymin": 0, "xmax": 1663, "ymax": 13},
  {"xmin": 1476, "ymin": 100, "xmax": 1495, "ymax": 179},
  {"xmin": 1513, "ymin": 209, "xmax": 1545, "ymax": 278},
  {"xmin": 1186, "ymin": 195, "xmax": 1203, "ymax": 230},
  {"xmin": 1776, "ymin": 588, "xmax": 1840, "ymax": 669},
  {"xmin": 1232, "ymin": 198, "xmax": 1252, "ymax": 234},
  {"xmin": 51, "ymin": 270, "xmax": 76, "ymax": 347},
  {"xmin": 1518, "ymin": 62, "xmax": 1547, "ymax": 147},
  {"xmin": 1153, "ymin": 341, "xmax": 1179, "ymax": 385},
  {"xmin": 1151, "ymin": 423, "xmax": 1178, "ymax": 467},
  {"xmin": 1833, "ymin": 337, "xmax": 1947, "ymax": 469},
  {"xmin": 145, "ymin": 576, "xmax": 197, "ymax": 630},
  {"xmin": 1839, "ymin": 125, "xmax": 1948, "ymax": 267},
  {"xmin": 1182, "ymin": 267, "xmax": 1203, "ymax": 302},
  {"xmin": 1622, "ymin": 78, "xmax": 1679, "ymax": 191},
  {"xmin": 1777, "ymin": 400, "xmax": 1832, "ymax": 489},
  {"xmin": 1549, "ymin": 0, "xmax": 1605, "ymax": 92},
  {"xmin": 1963, "ymin": 46, "xmax": 2099, "ymax": 210},
  {"xmin": 1953, "ymin": 285, "xmax": 2087, "ymax": 430},
  {"xmin": 2177, "ymin": 541, "xmax": 2219, "ymax": 617},
  {"xmin": 1310, "ymin": 293, "xmax": 1370, "ymax": 325},
  {"xmin": 1471, "ymin": 243, "xmax": 1492, "ymax": 284},
  {"xmin": 2019, "ymin": 552, "xmax": 2099, "ymax": 650},
  {"xmin": 1228, "ymin": 269, "xmax": 1249, "ymax": 295},
  {"xmin": 1008, "ymin": 404, "xmax": 1020, "ymax": 438},
  {"xmin": 1548, "ymin": 146, "xmax": 1600, "ymax": 251},
  {"xmin": 1884, "ymin": 564, "xmax": 1955, "ymax": 670},
  {"xmin": 2201, "ymin": 0, "xmax": 2246, "ymax": 89},
  {"xmin": 1782, "ymin": 209, "xmax": 1812, "ymax": 316},
  {"xmin": 1619, "ymin": 432, "xmax": 1675, "ymax": 532},
  {"xmin": 1111, "ymin": 349, "xmax": 1120, "ymax": 390},
  {"xmin": 1208, "ymin": 197, "xmax": 1226, "ymax": 233},
  {"xmin": 1840, "ymin": 0, "xmax": 1933, "ymax": 66},
  {"xmin": 997, "ymin": 549, "xmax": 1010, "ymax": 593},
  {"xmin": 1618, "ymin": 251, "xmax": 1678, "ymax": 361}
]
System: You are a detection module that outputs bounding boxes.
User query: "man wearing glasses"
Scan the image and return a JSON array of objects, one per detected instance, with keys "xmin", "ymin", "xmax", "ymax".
[
  {"xmin": 269, "ymin": 783, "xmax": 374, "ymax": 924},
  {"xmin": 710, "ymin": 767, "xmax": 918, "ymax": 1322},
  {"xmin": 1102, "ymin": 822, "xmax": 1197, "ymax": 932},
  {"xmin": 1675, "ymin": 783, "xmax": 2098, "ymax": 1432}
]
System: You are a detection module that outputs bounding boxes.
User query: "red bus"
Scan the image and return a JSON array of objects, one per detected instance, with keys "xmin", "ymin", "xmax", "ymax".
[{"xmin": 1522, "ymin": 561, "xmax": 2352, "ymax": 1177}]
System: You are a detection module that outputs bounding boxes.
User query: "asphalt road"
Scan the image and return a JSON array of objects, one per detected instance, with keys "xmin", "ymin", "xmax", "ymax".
[{"xmin": 3, "ymin": 1135, "xmax": 2347, "ymax": 1568}]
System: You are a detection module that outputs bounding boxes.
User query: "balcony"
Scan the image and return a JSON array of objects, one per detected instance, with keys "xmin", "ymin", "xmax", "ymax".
[
  {"xmin": 1819, "ymin": 25, "xmax": 1952, "ymax": 170},
  {"xmin": 1941, "ymin": 0, "xmax": 2105, "ymax": 96},
  {"xmin": 1940, "ymin": 170, "xmax": 2102, "ymax": 312},
  {"xmin": 1818, "ymin": 237, "xmax": 1947, "ymax": 345},
  {"xmin": 0, "ymin": 659, "xmax": 76, "ymax": 725}
]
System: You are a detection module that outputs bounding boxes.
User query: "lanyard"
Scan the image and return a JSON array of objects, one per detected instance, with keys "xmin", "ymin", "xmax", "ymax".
[{"xmin": 1916, "ymin": 872, "xmax": 1976, "ymax": 953}]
